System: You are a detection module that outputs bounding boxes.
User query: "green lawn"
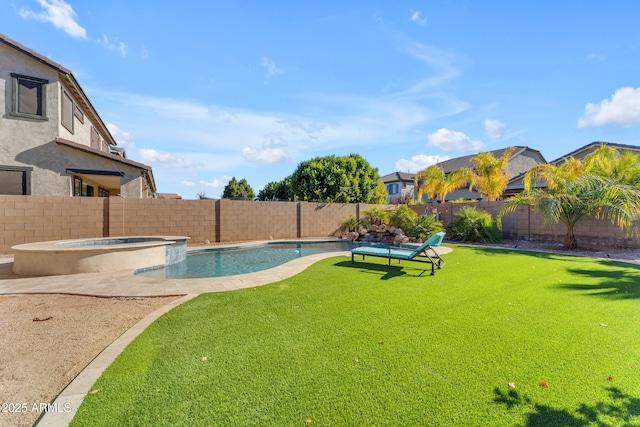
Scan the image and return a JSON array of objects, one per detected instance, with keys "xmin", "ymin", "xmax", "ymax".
[{"xmin": 71, "ymin": 247, "xmax": 640, "ymax": 426}]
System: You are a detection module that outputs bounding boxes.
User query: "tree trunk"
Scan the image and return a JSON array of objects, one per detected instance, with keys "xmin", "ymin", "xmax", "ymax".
[{"xmin": 564, "ymin": 231, "xmax": 578, "ymax": 249}]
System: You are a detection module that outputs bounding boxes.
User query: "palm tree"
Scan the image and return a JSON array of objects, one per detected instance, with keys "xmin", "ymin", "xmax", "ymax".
[
  {"xmin": 498, "ymin": 146, "xmax": 640, "ymax": 249},
  {"xmin": 414, "ymin": 165, "xmax": 472, "ymax": 203},
  {"xmin": 469, "ymin": 147, "xmax": 516, "ymax": 201}
]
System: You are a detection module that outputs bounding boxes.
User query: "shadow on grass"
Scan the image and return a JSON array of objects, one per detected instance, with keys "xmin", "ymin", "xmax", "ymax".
[
  {"xmin": 493, "ymin": 387, "xmax": 640, "ymax": 427},
  {"xmin": 493, "ymin": 386, "xmax": 640, "ymax": 426},
  {"xmin": 334, "ymin": 260, "xmax": 435, "ymax": 280},
  {"xmin": 560, "ymin": 260, "xmax": 640, "ymax": 300},
  {"xmin": 463, "ymin": 246, "xmax": 640, "ymax": 301},
  {"xmin": 464, "ymin": 246, "xmax": 585, "ymax": 262}
]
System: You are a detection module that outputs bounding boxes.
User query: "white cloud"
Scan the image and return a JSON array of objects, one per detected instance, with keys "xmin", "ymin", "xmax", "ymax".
[
  {"xmin": 180, "ymin": 181, "xmax": 195, "ymax": 187},
  {"xmin": 242, "ymin": 147, "xmax": 290, "ymax": 163},
  {"xmin": 98, "ymin": 34, "xmax": 127, "ymax": 57},
  {"xmin": 394, "ymin": 41, "xmax": 463, "ymax": 98},
  {"xmin": 484, "ymin": 119, "xmax": 505, "ymax": 139},
  {"xmin": 19, "ymin": 0, "xmax": 86, "ymax": 38},
  {"xmin": 263, "ymin": 133, "xmax": 286, "ymax": 147},
  {"xmin": 427, "ymin": 128, "xmax": 485, "ymax": 153},
  {"xmin": 395, "ymin": 154, "xmax": 450, "ymax": 173},
  {"xmin": 409, "ymin": 9, "xmax": 427, "ymax": 25},
  {"xmin": 261, "ymin": 56, "xmax": 283, "ymax": 80},
  {"xmin": 199, "ymin": 176, "xmax": 232, "ymax": 188},
  {"xmin": 106, "ymin": 123, "xmax": 134, "ymax": 148},
  {"xmin": 578, "ymin": 87, "xmax": 640, "ymax": 128},
  {"xmin": 138, "ymin": 148, "xmax": 197, "ymax": 168}
]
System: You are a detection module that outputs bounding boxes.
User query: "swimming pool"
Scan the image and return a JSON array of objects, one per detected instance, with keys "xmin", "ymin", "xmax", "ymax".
[{"xmin": 134, "ymin": 241, "xmax": 363, "ymax": 279}]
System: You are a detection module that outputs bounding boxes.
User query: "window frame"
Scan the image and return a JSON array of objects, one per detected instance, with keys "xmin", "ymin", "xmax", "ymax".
[
  {"xmin": 73, "ymin": 176, "xmax": 96, "ymax": 197},
  {"xmin": 90, "ymin": 126, "xmax": 101, "ymax": 150},
  {"xmin": 61, "ymin": 88, "xmax": 74, "ymax": 133},
  {"xmin": 74, "ymin": 105, "xmax": 84, "ymax": 123},
  {"xmin": 0, "ymin": 166, "xmax": 32, "ymax": 195},
  {"xmin": 10, "ymin": 73, "xmax": 48, "ymax": 120}
]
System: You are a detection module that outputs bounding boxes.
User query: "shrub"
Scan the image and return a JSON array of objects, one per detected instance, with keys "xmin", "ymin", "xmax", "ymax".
[
  {"xmin": 408, "ymin": 214, "xmax": 444, "ymax": 241},
  {"xmin": 360, "ymin": 207, "xmax": 390, "ymax": 227},
  {"xmin": 389, "ymin": 205, "xmax": 418, "ymax": 231},
  {"xmin": 339, "ymin": 215, "xmax": 359, "ymax": 232},
  {"xmin": 446, "ymin": 206, "xmax": 501, "ymax": 243}
]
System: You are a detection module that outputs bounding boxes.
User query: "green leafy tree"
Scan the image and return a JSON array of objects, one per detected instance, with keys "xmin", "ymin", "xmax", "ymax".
[
  {"xmin": 498, "ymin": 145, "xmax": 640, "ymax": 249},
  {"xmin": 257, "ymin": 178, "xmax": 293, "ymax": 201},
  {"xmin": 289, "ymin": 154, "xmax": 381, "ymax": 203},
  {"xmin": 415, "ymin": 165, "xmax": 472, "ymax": 202},
  {"xmin": 368, "ymin": 180, "xmax": 388, "ymax": 204},
  {"xmin": 222, "ymin": 177, "xmax": 255, "ymax": 200},
  {"xmin": 469, "ymin": 147, "xmax": 515, "ymax": 201}
]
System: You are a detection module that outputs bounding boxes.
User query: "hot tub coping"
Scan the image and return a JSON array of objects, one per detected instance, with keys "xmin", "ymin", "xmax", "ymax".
[
  {"xmin": 11, "ymin": 236, "xmax": 190, "ymax": 276},
  {"xmin": 12, "ymin": 236, "xmax": 190, "ymax": 253}
]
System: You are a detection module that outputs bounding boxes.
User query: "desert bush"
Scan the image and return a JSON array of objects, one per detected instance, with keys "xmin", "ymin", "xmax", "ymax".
[
  {"xmin": 408, "ymin": 214, "xmax": 444, "ymax": 241},
  {"xmin": 446, "ymin": 206, "xmax": 501, "ymax": 243},
  {"xmin": 388, "ymin": 205, "xmax": 418, "ymax": 231},
  {"xmin": 360, "ymin": 207, "xmax": 390, "ymax": 227},
  {"xmin": 339, "ymin": 215, "xmax": 359, "ymax": 232}
]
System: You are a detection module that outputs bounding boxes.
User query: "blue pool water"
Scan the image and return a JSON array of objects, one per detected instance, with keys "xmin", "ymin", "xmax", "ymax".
[{"xmin": 135, "ymin": 241, "xmax": 363, "ymax": 279}]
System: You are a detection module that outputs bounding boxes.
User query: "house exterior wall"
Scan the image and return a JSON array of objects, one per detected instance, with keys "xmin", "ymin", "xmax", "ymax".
[
  {"xmin": 0, "ymin": 40, "xmax": 151, "ymax": 198},
  {"xmin": 1, "ymin": 47, "xmax": 60, "ymax": 195}
]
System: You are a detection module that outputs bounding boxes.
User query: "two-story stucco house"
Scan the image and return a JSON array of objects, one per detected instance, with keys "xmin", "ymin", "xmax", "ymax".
[
  {"xmin": 380, "ymin": 171, "xmax": 416, "ymax": 203},
  {"xmin": 0, "ymin": 33, "xmax": 155, "ymax": 198}
]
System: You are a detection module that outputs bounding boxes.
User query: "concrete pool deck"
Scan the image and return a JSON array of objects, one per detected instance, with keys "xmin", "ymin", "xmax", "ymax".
[
  {"xmin": 0, "ymin": 242, "xmax": 453, "ymax": 297},
  {"xmin": 0, "ymin": 241, "xmax": 452, "ymax": 426}
]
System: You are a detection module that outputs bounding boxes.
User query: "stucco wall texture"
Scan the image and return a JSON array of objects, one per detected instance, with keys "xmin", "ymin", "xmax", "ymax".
[{"xmin": 1, "ymin": 195, "xmax": 639, "ymax": 254}]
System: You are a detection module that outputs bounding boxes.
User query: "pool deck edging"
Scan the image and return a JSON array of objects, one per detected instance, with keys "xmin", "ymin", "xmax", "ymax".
[{"xmin": 35, "ymin": 294, "xmax": 199, "ymax": 427}]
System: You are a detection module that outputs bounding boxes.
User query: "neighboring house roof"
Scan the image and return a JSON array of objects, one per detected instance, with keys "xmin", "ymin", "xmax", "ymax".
[
  {"xmin": 380, "ymin": 171, "xmax": 415, "ymax": 184},
  {"xmin": 437, "ymin": 146, "xmax": 545, "ymax": 174},
  {"xmin": 0, "ymin": 33, "xmax": 118, "ymax": 148},
  {"xmin": 548, "ymin": 141, "xmax": 640, "ymax": 165},
  {"xmin": 56, "ymin": 138, "xmax": 156, "ymax": 194},
  {"xmin": 157, "ymin": 193, "xmax": 183, "ymax": 200}
]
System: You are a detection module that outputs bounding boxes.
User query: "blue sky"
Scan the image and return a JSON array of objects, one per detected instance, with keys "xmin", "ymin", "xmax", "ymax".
[{"xmin": 3, "ymin": 0, "xmax": 640, "ymax": 198}]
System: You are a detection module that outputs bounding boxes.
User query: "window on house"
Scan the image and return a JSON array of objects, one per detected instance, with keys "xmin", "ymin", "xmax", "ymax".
[
  {"xmin": 61, "ymin": 89, "xmax": 74, "ymax": 133},
  {"xmin": 73, "ymin": 177, "xmax": 95, "ymax": 197},
  {"xmin": 98, "ymin": 187, "xmax": 110, "ymax": 197},
  {"xmin": 90, "ymin": 127, "xmax": 100, "ymax": 150},
  {"xmin": 11, "ymin": 73, "xmax": 48, "ymax": 119},
  {"xmin": 386, "ymin": 183, "xmax": 399, "ymax": 195},
  {"xmin": 74, "ymin": 105, "xmax": 84, "ymax": 123},
  {"xmin": 74, "ymin": 176, "xmax": 82, "ymax": 196},
  {"xmin": 0, "ymin": 167, "xmax": 31, "ymax": 195}
]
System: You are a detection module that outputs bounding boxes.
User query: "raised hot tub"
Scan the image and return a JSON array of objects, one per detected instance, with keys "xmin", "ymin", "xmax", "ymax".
[{"xmin": 12, "ymin": 236, "xmax": 189, "ymax": 276}]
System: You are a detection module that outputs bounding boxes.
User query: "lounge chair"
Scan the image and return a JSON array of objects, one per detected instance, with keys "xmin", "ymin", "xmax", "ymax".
[{"xmin": 350, "ymin": 232, "xmax": 446, "ymax": 275}]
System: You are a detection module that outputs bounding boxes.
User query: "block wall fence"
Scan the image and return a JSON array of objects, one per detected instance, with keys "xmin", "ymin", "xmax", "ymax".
[
  {"xmin": 0, "ymin": 195, "xmax": 368, "ymax": 254},
  {"xmin": 411, "ymin": 201, "xmax": 640, "ymax": 249},
  {"xmin": 1, "ymin": 195, "xmax": 638, "ymax": 254}
]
